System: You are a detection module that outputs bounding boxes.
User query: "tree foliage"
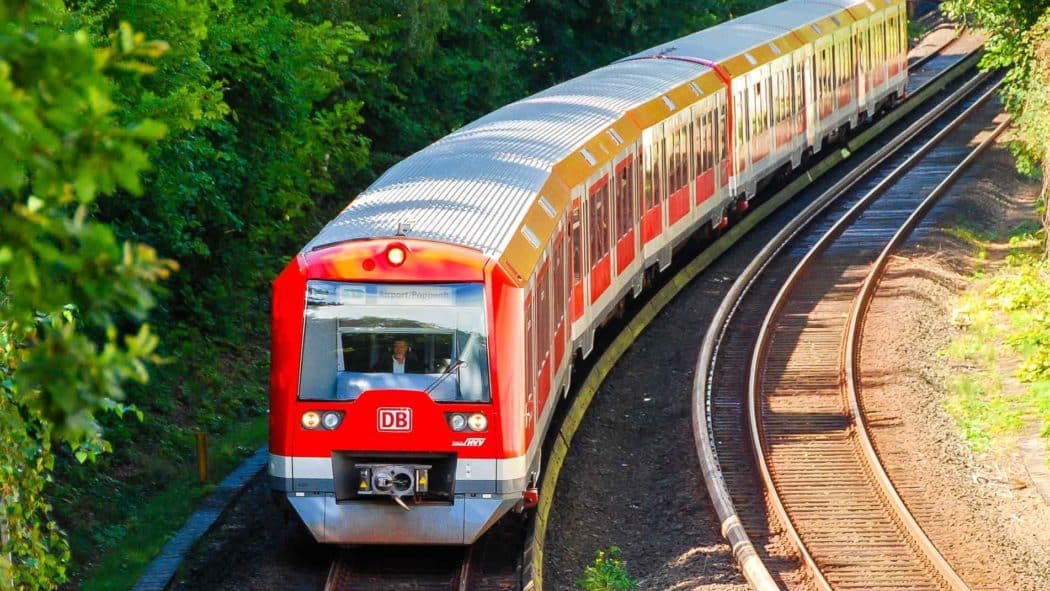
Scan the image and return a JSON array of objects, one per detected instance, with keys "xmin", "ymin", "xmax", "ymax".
[
  {"xmin": 942, "ymin": 1, "xmax": 1050, "ymax": 251},
  {"xmin": 69, "ymin": 0, "xmax": 371, "ymax": 336},
  {"xmin": 0, "ymin": 0, "xmax": 172, "ymax": 587}
]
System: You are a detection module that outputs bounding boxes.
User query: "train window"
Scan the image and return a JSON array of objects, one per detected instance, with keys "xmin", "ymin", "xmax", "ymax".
[
  {"xmin": 615, "ymin": 159, "xmax": 634, "ymax": 239},
  {"xmin": 682, "ymin": 124, "xmax": 690, "ymax": 189},
  {"xmin": 706, "ymin": 110, "xmax": 716, "ymax": 170},
  {"xmin": 589, "ymin": 182, "xmax": 610, "ymax": 263},
  {"xmin": 525, "ymin": 295, "xmax": 534, "ymax": 400},
  {"xmin": 552, "ymin": 230, "xmax": 565, "ymax": 328},
  {"xmin": 644, "ymin": 139, "xmax": 662, "ymax": 210},
  {"xmin": 735, "ymin": 90, "xmax": 748, "ymax": 168},
  {"xmin": 300, "ymin": 281, "xmax": 491, "ymax": 403},
  {"xmin": 751, "ymin": 81, "xmax": 767, "ymax": 138},
  {"xmin": 538, "ymin": 263, "xmax": 549, "ymax": 366},
  {"xmin": 670, "ymin": 123, "xmax": 688, "ymax": 193},
  {"xmin": 571, "ymin": 205, "xmax": 582, "ymax": 282},
  {"xmin": 672, "ymin": 125, "xmax": 682, "ymax": 193},
  {"xmin": 719, "ymin": 103, "xmax": 727, "ymax": 162}
]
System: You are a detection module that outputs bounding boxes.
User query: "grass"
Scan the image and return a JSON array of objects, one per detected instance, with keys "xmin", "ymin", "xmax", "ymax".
[
  {"xmin": 47, "ymin": 318, "xmax": 273, "ymax": 590},
  {"xmin": 941, "ymin": 225, "xmax": 1050, "ymax": 463},
  {"xmin": 578, "ymin": 547, "xmax": 638, "ymax": 591},
  {"xmin": 76, "ymin": 414, "xmax": 267, "ymax": 591}
]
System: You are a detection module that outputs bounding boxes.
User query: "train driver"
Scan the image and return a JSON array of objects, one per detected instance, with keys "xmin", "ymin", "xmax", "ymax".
[{"xmin": 370, "ymin": 338, "xmax": 423, "ymax": 374}]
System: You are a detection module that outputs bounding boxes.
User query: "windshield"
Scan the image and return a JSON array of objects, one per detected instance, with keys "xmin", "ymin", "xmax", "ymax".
[{"xmin": 299, "ymin": 281, "xmax": 490, "ymax": 402}]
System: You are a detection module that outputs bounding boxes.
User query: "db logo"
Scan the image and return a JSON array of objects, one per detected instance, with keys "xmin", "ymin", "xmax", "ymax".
[{"xmin": 377, "ymin": 408, "xmax": 412, "ymax": 432}]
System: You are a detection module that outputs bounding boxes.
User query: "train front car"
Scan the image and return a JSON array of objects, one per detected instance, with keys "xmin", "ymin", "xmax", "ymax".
[{"xmin": 270, "ymin": 238, "xmax": 526, "ymax": 545}]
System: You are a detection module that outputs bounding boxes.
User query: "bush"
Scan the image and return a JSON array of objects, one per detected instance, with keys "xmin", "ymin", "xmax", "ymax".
[{"xmin": 578, "ymin": 546, "xmax": 638, "ymax": 591}]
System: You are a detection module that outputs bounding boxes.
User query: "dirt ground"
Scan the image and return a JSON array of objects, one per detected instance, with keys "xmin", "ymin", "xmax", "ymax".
[
  {"xmin": 858, "ymin": 137, "xmax": 1050, "ymax": 589},
  {"xmin": 544, "ymin": 140, "xmax": 1048, "ymax": 590}
]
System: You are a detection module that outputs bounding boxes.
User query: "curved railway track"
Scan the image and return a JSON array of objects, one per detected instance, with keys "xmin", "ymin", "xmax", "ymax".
[{"xmin": 695, "ymin": 43, "xmax": 1009, "ymax": 591}]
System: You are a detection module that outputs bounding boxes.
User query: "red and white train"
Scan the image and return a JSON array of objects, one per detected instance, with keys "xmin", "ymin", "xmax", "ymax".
[{"xmin": 269, "ymin": 0, "xmax": 909, "ymax": 545}]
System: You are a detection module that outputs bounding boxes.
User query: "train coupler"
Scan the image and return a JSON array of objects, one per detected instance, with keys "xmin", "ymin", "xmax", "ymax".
[{"xmin": 522, "ymin": 487, "xmax": 539, "ymax": 509}]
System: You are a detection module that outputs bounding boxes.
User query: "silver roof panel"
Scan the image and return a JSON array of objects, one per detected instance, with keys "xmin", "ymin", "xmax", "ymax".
[
  {"xmin": 305, "ymin": 58, "xmax": 708, "ymax": 256},
  {"xmin": 625, "ymin": 0, "xmax": 865, "ymax": 62}
]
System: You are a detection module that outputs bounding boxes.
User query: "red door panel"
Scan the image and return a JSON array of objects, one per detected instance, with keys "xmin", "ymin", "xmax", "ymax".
[
  {"xmin": 590, "ymin": 256, "xmax": 610, "ymax": 303},
  {"xmin": 570, "ymin": 201, "xmax": 584, "ymax": 322},
  {"xmin": 720, "ymin": 159, "xmax": 729, "ymax": 187},
  {"xmin": 642, "ymin": 205, "xmax": 662, "ymax": 244},
  {"xmin": 553, "ymin": 322, "xmax": 564, "ymax": 374},
  {"xmin": 668, "ymin": 186, "xmax": 689, "ymax": 225},
  {"xmin": 695, "ymin": 169, "xmax": 715, "ymax": 206},
  {"xmin": 838, "ymin": 83, "xmax": 850, "ymax": 108},
  {"xmin": 616, "ymin": 229, "xmax": 635, "ymax": 274},
  {"xmin": 537, "ymin": 358, "xmax": 550, "ymax": 420},
  {"xmin": 751, "ymin": 134, "xmax": 769, "ymax": 163},
  {"xmin": 776, "ymin": 119, "xmax": 792, "ymax": 147}
]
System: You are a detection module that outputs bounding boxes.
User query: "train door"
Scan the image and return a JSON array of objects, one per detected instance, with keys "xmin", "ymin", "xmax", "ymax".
[
  {"xmin": 773, "ymin": 59, "xmax": 793, "ymax": 150},
  {"xmin": 587, "ymin": 172, "xmax": 612, "ymax": 304},
  {"xmin": 641, "ymin": 126, "xmax": 664, "ymax": 245},
  {"xmin": 613, "ymin": 148, "xmax": 638, "ymax": 275},
  {"xmin": 551, "ymin": 221, "xmax": 567, "ymax": 375},
  {"xmin": 804, "ymin": 49, "xmax": 818, "ymax": 146},
  {"xmin": 692, "ymin": 98, "xmax": 716, "ymax": 214},
  {"xmin": 897, "ymin": 5, "xmax": 908, "ymax": 80},
  {"xmin": 748, "ymin": 70, "xmax": 772, "ymax": 165},
  {"xmin": 836, "ymin": 30, "xmax": 852, "ymax": 110},
  {"xmin": 856, "ymin": 21, "xmax": 870, "ymax": 110},
  {"xmin": 871, "ymin": 12, "xmax": 886, "ymax": 89},
  {"xmin": 535, "ymin": 259, "xmax": 551, "ymax": 421},
  {"xmin": 733, "ymin": 83, "xmax": 750, "ymax": 179},
  {"xmin": 569, "ymin": 192, "xmax": 585, "ymax": 323},
  {"xmin": 793, "ymin": 51, "xmax": 806, "ymax": 148},
  {"xmin": 887, "ymin": 8, "xmax": 900, "ymax": 79},
  {"xmin": 524, "ymin": 290, "xmax": 535, "ymax": 445},
  {"xmin": 718, "ymin": 93, "xmax": 729, "ymax": 189},
  {"xmin": 666, "ymin": 111, "xmax": 691, "ymax": 228}
]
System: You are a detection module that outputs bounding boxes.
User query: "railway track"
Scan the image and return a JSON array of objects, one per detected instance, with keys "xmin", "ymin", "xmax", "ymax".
[
  {"xmin": 695, "ymin": 36, "xmax": 1009, "ymax": 591},
  {"xmin": 323, "ymin": 518, "xmax": 525, "ymax": 591}
]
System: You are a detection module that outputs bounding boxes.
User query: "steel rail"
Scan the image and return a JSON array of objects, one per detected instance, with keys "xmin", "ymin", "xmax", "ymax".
[
  {"xmin": 842, "ymin": 111, "xmax": 1011, "ymax": 591},
  {"xmin": 746, "ymin": 79, "xmax": 1002, "ymax": 589},
  {"xmin": 457, "ymin": 546, "xmax": 474, "ymax": 591},
  {"xmin": 693, "ymin": 47, "xmax": 987, "ymax": 591}
]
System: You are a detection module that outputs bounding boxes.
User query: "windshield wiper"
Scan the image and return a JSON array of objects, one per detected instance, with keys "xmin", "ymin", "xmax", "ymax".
[{"xmin": 424, "ymin": 359, "xmax": 466, "ymax": 394}]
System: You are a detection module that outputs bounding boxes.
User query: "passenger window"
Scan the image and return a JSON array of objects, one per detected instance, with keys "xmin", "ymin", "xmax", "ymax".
[{"xmin": 571, "ymin": 206, "xmax": 582, "ymax": 281}]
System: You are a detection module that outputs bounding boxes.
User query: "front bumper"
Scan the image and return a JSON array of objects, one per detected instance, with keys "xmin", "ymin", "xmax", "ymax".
[
  {"xmin": 270, "ymin": 453, "xmax": 528, "ymax": 544},
  {"xmin": 284, "ymin": 492, "xmax": 519, "ymax": 544}
]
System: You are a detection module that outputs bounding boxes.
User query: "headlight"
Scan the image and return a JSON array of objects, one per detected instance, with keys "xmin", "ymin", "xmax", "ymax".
[
  {"xmin": 467, "ymin": 413, "xmax": 487, "ymax": 432},
  {"xmin": 322, "ymin": 411, "xmax": 343, "ymax": 430},
  {"xmin": 301, "ymin": 411, "xmax": 321, "ymax": 429},
  {"xmin": 386, "ymin": 244, "xmax": 407, "ymax": 266},
  {"xmin": 449, "ymin": 414, "xmax": 467, "ymax": 431}
]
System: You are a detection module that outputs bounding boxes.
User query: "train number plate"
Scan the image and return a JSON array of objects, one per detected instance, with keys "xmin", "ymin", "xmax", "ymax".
[{"xmin": 377, "ymin": 407, "xmax": 412, "ymax": 432}]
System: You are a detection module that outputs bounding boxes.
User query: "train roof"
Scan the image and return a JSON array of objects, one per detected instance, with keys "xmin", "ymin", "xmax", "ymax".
[
  {"xmin": 304, "ymin": 57, "xmax": 708, "ymax": 256},
  {"xmin": 625, "ymin": 0, "xmax": 881, "ymax": 65},
  {"xmin": 303, "ymin": 0, "xmax": 904, "ymax": 281}
]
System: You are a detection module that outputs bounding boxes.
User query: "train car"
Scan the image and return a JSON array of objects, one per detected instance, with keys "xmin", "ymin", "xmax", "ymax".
[{"xmin": 269, "ymin": 0, "xmax": 909, "ymax": 546}]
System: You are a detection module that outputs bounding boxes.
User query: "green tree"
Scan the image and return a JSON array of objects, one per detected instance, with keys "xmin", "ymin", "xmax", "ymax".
[
  {"xmin": 70, "ymin": 0, "xmax": 370, "ymax": 337},
  {"xmin": 0, "ymin": 0, "xmax": 172, "ymax": 587},
  {"xmin": 295, "ymin": 0, "xmax": 536, "ymax": 195},
  {"xmin": 943, "ymin": 0, "xmax": 1050, "ymax": 253},
  {"xmin": 522, "ymin": 0, "xmax": 778, "ymax": 89}
]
